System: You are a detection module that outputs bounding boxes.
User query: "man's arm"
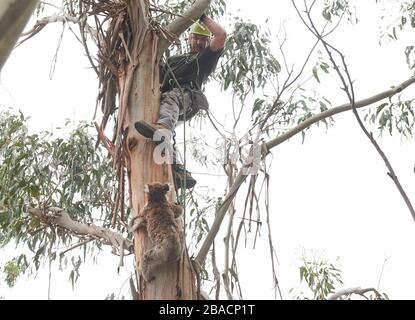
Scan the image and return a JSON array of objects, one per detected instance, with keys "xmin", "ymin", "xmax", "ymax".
[{"xmin": 200, "ymin": 15, "xmax": 227, "ymax": 52}]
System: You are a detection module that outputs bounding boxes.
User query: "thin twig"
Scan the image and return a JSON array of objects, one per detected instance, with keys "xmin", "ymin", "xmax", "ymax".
[
  {"xmin": 377, "ymin": 257, "xmax": 389, "ymax": 290},
  {"xmin": 298, "ymin": 0, "xmax": 415, "ymax": 223},
  {"xmin": 196, "ymin": 74, "xmax": 415, "ymax": 266},
  {"xmin": 59, "ymin": 238, "xmax": 95, "ymax": 255}
]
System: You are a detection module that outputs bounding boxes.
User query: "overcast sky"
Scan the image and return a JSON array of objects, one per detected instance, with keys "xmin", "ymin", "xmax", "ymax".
[{"xmin": 1, "ymin": 0, "xmax": 415, "ymax": 299}]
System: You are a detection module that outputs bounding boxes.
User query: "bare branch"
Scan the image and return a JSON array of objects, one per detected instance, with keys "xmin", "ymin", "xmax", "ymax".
[
  {"xmin": 328, "ymin": 287, "xmax": 384, "ymax": 300},
  {"xmin": 196, "ymin": 167, "xmax": 247, "ymax": 266},
  {"xmin": 297, "ymin": 1, "xmax": 415, "ymax": 222},
  {"xmin": 266, "ymin": 76, "xmax": 415, "ymax": 150},
  {"xmin": 27, "ymin": 206, "xmax": 133, "ymax": 257},
  {"xmin": 196, "ymin": 75, "xmax": 415, "ymax": 266},
  {"xmin": 18, "ymin": 13, "xmax": 81, "ymax": 47}
]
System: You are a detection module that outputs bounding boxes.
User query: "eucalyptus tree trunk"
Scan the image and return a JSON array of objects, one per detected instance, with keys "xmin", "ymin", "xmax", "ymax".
[
  {"xmin": 0, "ymin": 0, "xmax": 39, "ymax": 71},
  {"xmin": 121, "ymin": 0, "xmax": 204, "ymax": 300}
]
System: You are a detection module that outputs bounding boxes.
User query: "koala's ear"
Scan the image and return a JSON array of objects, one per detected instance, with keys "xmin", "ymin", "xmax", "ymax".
[
  {"xmin": 144, "ymin": 184, "xmax": 150, "ymax": 193},
  {"xmin": 162, "ymin": 183, "xmax": 170, "ymax": 193}
]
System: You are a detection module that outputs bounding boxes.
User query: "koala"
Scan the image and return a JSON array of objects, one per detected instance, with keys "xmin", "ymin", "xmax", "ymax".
[{"xmin": 129, "ymin": 182, "xmax": 183, "ymax": 282}]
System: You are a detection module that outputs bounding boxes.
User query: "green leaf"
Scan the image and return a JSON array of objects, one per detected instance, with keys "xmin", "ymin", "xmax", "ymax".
[
  {"xmin": 320, "ymin": 62, "xmax": 330, "ymax": 73},
  {"xmin": 312, "ymin": 66, "xmax": 320, "ymax": 83},
  {"xmin": 223, "ymin": 75, "xmax": 231, "ymax": 90},
  {"xmin": 376, "ymin": 103, "xmax": 389, "ymax": 116},
  {"xmin": 322, "ymin": 9, "xmax": 332, "ymax": 21},
  {"xmin": 252, "ymin": 98, "xmax": 265, "ymax": 116}
]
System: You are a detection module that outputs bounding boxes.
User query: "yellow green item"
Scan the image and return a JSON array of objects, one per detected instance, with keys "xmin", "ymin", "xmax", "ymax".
[{"xmin": 190, "ymin": 22, "xmax": 212, "ymax": 37}]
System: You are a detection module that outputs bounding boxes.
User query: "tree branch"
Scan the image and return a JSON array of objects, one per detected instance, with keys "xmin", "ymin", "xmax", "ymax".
[
  {"xmin": 195, "ymin": 168, "xmax": 247, "ymax": 265},
  {"xmin": 17, "ymin": 13, "xmax": 86, "ymax": 46},
  {"xmin": 266, "ymin": 76, "xmax": 415, "ymax": 150},
  {"xmin": 59, "ymin": 238, "xmax": 95, "ymax": 255},
  {"xmin": 328, "ymin": 287, "xmax": 383, "ymax": 300},
  {"xmin": 27, "ymin": 206, "xmax": 133, "ymax": 259},
  {"xmin": 0, "ymin": 0, "xmax": 39, "ymax": 70},
  {"xmin": 195, "ymin": 75, "xmax": 415, "ymax": 266},
  {"xmin": 157, "ymin": 0, "xmax": 212, "ymax": 59},
  {"xmin": 298, "ymin": 2, "xmax": 415, "ymax": 222}
]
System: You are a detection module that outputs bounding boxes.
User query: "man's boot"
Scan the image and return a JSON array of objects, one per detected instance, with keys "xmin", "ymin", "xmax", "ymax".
[
  {"xmin": 134, "ymin": 120, "xmax": 171, "ymax": 145},
  {"xmin": 173, "ymin": 163, "xmax": 197, "ymax": 189}
]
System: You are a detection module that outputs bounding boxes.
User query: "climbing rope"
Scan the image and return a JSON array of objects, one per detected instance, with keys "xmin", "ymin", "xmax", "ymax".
[
  {"xmin": 164, "ymin": 56, "xmax": 189, "ymax": 294},
  {"xmin": 163, "ymin": 57, "xmax": 189, "ymax": 205}
]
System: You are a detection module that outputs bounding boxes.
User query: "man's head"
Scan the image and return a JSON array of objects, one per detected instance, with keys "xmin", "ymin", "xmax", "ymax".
[{"xmin": 189, "ymin": 23, "xmax": 211, "ymax": 53}]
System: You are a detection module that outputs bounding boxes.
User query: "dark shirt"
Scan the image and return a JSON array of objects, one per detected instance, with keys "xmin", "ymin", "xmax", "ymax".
[{"xmin": 161, "ymin": 46, "xmax": 223, "ymax": 92}]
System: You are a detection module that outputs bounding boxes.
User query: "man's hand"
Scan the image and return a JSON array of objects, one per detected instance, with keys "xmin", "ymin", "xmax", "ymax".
[{"xmin": 200, "ymin": 15, "xmax": 227, "ymax": 52}]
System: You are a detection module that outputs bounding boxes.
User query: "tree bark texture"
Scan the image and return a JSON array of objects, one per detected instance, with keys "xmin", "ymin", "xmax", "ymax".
[
  {"xmin": 123, "ymin": 1, "xmax": 196, "ymax": 300},
  {"xmin": 0, "ymin": 0, "xmax": 39, "ymax": 71}
]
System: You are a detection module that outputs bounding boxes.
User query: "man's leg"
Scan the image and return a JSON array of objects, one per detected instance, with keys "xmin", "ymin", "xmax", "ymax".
[
  {"xmin": 134, "ymin": 88, "xmax": 181, "ymax": 141},
  {"xmin": 134, "ymin": 88, "xmax": 196, "ymax": 189},
  {"xmin": 173, "ymin": 163, "xmax": 197, "ymax": 189},
  {"xmin": 172, "ymin": 151, "xmax": 197, "ymax": 189},
  {"xmin": 158, "ymin": 88, "xmax": 181, "ymax": 131}
]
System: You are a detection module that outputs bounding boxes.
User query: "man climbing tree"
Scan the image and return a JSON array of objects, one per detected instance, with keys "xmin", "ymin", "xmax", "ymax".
[
  {"xmin": 4, "ymin": 0, "xmax": 415, "ymax": 301},
  {"xmin": 134, "ymin": 14, "xmax": 227, "ymax": 189}
]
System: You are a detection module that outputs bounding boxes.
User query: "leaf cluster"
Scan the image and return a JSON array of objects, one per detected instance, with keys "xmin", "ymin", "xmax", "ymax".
[
  {"xmin": 217, "ymin": 18, "xmax": 281, "ymax": 101},
  {"xmin": 365, "ymin": 99, "xmax": 415, "ymax": 138},
  {"xmin": 298, "ymin": 258, "xmax": 343, "ymax": 300},
  {"xmin": 0, "ymin": 109, "xmax": 117, "ymax": 282},
  {"xmin": 322, "ymin": 0, "xmax": 357, "ymax": 24}
]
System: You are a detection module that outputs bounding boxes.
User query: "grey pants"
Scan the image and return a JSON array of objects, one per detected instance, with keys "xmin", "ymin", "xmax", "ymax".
[{"xmin": 157, "ymin": 88, "xmax": 192, "ymax": 131}]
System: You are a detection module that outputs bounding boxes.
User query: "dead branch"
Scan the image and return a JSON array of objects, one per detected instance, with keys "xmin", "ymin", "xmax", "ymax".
[
  {"xmin": 94, "ymin": 121, "xmax": 115, "ymax": 155},
  {"xmin": 195, "ymin": 75, "xmax": 415, "ymax": 267},
  {"xmin": 26, "ymin": 206, "xmax": 133, "ymax": 259},
  {"xmin": 21, "ymin": 14, "xmax": 80, "ymax": 36},
  {"xmin": 18, "ymin": 14, "xmax": 81, "ymax": 47}
]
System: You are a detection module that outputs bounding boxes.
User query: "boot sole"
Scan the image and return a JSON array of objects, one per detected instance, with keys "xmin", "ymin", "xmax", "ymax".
[
  {"xmin": 134, "ymin": 121, "xmax": 169, "ymax": 146},
  {"xmin": 134, "ymin": 121, "xmax": 156, "ymax": 139}
]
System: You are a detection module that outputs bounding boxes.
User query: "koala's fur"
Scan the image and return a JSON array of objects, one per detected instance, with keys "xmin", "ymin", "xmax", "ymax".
[{"xmin": 129, "ymin": 183, "xmax": 183, "ymax": 282}]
